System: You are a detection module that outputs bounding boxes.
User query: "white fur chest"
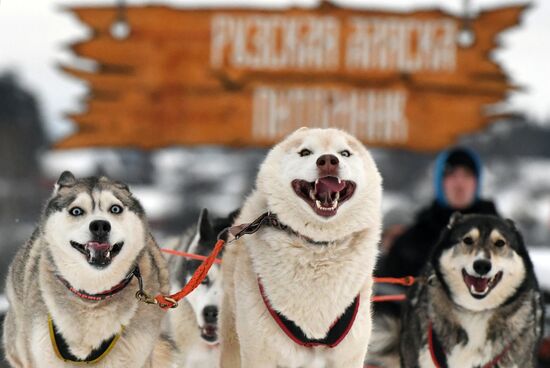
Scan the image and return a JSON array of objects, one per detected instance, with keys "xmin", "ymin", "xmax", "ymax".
[
  {"xmin": 447, "ymin": 311, "xmax": 495, "ymax": 367},
  {"xmin": 184, "ymin": 342, "xmax": 220, "ymax": 368},
  {"xmin": 244, "ymin": 227, "xmax": 377, "ymax": 339}
]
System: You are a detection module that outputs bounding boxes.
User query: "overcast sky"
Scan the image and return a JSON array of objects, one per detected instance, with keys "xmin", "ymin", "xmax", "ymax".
[{"xmin": 0, "ymin": 0, "xmax": 548, "ymax": 141}]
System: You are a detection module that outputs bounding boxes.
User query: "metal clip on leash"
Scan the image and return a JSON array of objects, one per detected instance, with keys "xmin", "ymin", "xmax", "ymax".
[{"xmin": 133, "ymin": 267, "xmax": 158, "ymax": 305}]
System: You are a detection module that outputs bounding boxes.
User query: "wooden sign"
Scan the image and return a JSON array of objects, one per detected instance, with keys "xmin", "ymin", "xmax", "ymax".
[{"xmin": 59, "ymin": 2, "xmax": 526, "ymax": 151}]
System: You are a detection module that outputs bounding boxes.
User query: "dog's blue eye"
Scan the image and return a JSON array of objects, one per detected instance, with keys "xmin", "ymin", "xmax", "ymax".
[
  {"xmin": 463, "ymin": 236, "xmax": 474, "ymax": 245},
  {"xmin": 110, "ymin": 205, "xmax": 123, "ymax": 214},
  {"xmin": 298, "ymin": 149, "xmax": 312, "ymax": 157},
  {"xmin": 340, "ymin": 150, "xmax": 352, "ymax": 157},
  {"xmin": 69, "ymin": 207, "xmax": 84, "ymax": 217}
]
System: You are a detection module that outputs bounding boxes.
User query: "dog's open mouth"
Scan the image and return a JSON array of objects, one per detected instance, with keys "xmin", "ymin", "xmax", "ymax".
[
  {"xmin": 462, "ymin": 269, "xmax": 503, "ymax": 299},
  {"xmin": 70, "ymin": 240, "xmax": 124, "ymax": 267},
  {"xmin": 291, "ymin": 176, "xmax": 356, "ymax": 217},
  {"xmin": 200, "ymin": 324, "xmax": 218, "ymax": 343}
]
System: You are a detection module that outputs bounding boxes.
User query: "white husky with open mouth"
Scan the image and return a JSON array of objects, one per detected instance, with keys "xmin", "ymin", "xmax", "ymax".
[{"xmin": 220, "ymin": 128, "xmax": 382, "ymax": 367}]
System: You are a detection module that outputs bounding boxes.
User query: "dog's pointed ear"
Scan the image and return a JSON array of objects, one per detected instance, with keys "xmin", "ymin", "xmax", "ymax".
[
  {"xmin": 114, "ymin": 180, "xmax": 130, "ymax": 192},
  {"xmin": 505, "ymin": 218, "xmax": 517, "ymax": 230},
  {"xmin": 447, "ymin": 212, "xmax": 463, "ymax": 229},
  {"xmin": 54, "ymin": 171, "xmax": 76, "ymax": 193},
  {"xmin": 198, "ymin": 208, "xmax": 213, "ymax": 240}
]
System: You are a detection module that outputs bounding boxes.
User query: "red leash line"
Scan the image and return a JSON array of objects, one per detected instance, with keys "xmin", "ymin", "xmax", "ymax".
[
  {"xmin": 373, "ymin": 276, "xmax": 416, "ymax": 286},
  {"xmin": 158, "ymin": 246, "xmax": 411, "ymax": 307},
  {"xmin": 372, "ymin": 294, "xmax": 407, "ymax": 302},
  {"xmin": 155, "ymin": 239, "xmax": 226, "ymax": 309},
  {"xmin": 160, "ymin": 248, "xmax": 416, "ymax": 286},
  {"xmin": 161, "ymin": 248, "xmax": 222, "ymax": 264}
]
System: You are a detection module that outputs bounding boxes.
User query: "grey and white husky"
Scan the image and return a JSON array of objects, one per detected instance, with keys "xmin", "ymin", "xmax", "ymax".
[
  {"xmin": 3, "ymin": 171, "xmax": 175, "ymax": 368},
  {"xmin": 380, "ymin": 213, "xmax": 544, "ymax": 368},
  {"xmin": 168, "ymin": 208, "xmax": 238, "ymax": 368}
]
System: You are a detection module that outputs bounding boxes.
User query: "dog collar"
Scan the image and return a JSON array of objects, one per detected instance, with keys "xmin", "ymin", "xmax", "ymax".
[
  {"xmin": 427, "ymin": 321, "xmax": 511, "ymax": 368},
  {"xmin": 229, "ymin": 212, "xmax": 330, "ymax": 246},
  {"xmin": 56, "ymin": 267, "xmax": 137, "ymax": 301},
  {"xmin": 48, "ymin": 315, "xmax": 123, "ymax": 365},
  {"xmin": 258, "ymin": 279, "xmax": 360, "ymax": 348}
]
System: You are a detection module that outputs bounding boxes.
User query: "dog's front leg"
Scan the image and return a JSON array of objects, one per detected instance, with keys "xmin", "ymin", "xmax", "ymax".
[
  {"xmin": 219, "ymin": 309, "xmax": 241, "ymax": 368},
  {"xmin": 219, "ymin": 248, "xmax": 242, "ymax": 368}
]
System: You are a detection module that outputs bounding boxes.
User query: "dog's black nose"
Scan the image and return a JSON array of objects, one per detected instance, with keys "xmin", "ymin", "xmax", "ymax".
[
  {"xmin": 316, "ymin": 154, "xmax": 339, "ymax": 172},
  {"xmin": 473, "ymin": 259, "xmax": 492, "ymax": 275},
  {"xmin": 203, "ymin": 305, "xmax": 218, "ymax": 324},
  {"xmin": 89, "ymin": 220, "xmax": 111, "ymax": 240}
]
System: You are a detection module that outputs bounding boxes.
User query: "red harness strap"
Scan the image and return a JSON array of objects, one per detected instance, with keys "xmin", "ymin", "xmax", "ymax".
[
  {"xmin": 258, "ymin": 279, "xmax": 360, "ymax": 348},
  {"xmin": 428, "ymin": 321, "xmax": 512, "ymax": 368}
]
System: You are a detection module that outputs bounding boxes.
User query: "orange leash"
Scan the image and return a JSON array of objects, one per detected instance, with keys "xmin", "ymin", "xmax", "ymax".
[
  {"xmin": 373, "ymin": 276, "xmax": 416, "ymax": 286},
  {"xmin": 160, "ymin": 248, "xmax": 222, "ymax": 264},
  {"xmin": 152, "ymin": 239, "xmax": 226, "ymax": 309},
  {"xmin": 154, "ymin": 245, "xmax": 415, "ymax": 309},
  {"xmin": 372, "ymin": 294, "xmax": 407, "ymax": 302},
  {"xmin": 149, "ymin": 212, "xmax": 418, "ymax": 310}
]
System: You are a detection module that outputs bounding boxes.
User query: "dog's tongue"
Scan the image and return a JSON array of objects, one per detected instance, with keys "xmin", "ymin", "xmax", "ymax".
[
  {"xmin": 465, "ymin": 274, "xmax": 489, "ymax": 292},
  {"xmin": 86, "ymin": 241, "xmax": 111, "ymax": 261},
  {"xmin": 315, "ymin": 177, "xmax": 345, "ymax": 194}
]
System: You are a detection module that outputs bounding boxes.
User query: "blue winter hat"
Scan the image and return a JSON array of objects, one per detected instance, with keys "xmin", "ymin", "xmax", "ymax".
[{"xmin": 433, "ymin": 147, "xmax": 482, "ymax": 207}]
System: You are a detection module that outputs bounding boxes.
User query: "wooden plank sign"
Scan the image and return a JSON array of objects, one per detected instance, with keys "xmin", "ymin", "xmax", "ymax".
[{"xmin": 59, "ymin": 2, "xmax": 526, "ymax": 151}]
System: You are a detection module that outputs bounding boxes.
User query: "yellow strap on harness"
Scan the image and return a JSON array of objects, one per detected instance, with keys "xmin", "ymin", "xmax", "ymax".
[{"xmin": 48, "ymin": 315, "xmax": 123, "ymax": 365}]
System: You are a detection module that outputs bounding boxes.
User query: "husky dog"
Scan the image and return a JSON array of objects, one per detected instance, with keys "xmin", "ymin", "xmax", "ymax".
[
  {"xmin": 169, "ymin": 209, "xmax": 239, "ymax": 368},
  {"xmin": 3, "ymin": 171, "xmax": 174, "ymax": 368},
  {"xmin": 399, "ymin": 213, "xmax": 544, "ymax": 368},
  {"xmin": 220, "ymin": 128, "xmax": 383, "ymax": 368}
]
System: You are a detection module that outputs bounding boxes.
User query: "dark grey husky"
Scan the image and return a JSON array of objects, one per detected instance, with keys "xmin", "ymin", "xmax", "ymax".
[{"xmin": 397, "ymin": 213, "xmax": 544, "ymax": 367}]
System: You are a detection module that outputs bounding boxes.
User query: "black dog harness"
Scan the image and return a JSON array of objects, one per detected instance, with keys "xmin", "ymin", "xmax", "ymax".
[
  {"xmin": 258, "ymin": 280, "xmax": 360, "ymax": 348},
  {"xmin": 48, "ymin": 316, "xmax": 123, "ymax": 365},
  {"xmin": 427, "ymin": 321, "xmax": 511, "ymax": 368}
]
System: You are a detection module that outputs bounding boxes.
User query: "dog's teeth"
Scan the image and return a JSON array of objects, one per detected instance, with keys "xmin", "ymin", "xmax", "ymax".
[
  {"xmin": 335, "ymin": 192, "xmax": 340, "ymax": 201},
  {"xmin": 316, "ymin": 200, "xmax": 322, "ymax": 209},
  {"xmin": 332, "ymin": 200, "xmax": 338, "ymax": 209},
  {"xmin": 309, "ymin": 189, "xmax": 316, "ymax": 201},
  {"xmin": 338, "ymin": 178, "xmax": 341, "ymax": 184}
]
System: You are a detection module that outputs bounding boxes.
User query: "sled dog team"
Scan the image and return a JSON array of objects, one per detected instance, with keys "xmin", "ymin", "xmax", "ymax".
[{"xmin": 3, "ymin": 128, "xmax": 543, "ymax": 368}]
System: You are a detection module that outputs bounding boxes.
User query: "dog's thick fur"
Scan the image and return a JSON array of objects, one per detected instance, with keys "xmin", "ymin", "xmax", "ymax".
[
  {"xmin": 399, "ymin": 213, "xmax": 544, "ymax": 367},
  {"xmin": 3, "ymin": 172, "xmax": 174, "ymax": 368},
  {"xmin": 220, "ymin": 128, "xmax": 382, "ymax": 367}
]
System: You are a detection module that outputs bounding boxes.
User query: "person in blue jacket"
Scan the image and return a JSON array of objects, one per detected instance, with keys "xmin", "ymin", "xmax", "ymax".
[{"xmin": 376, "ymin": 147, "xmax": 499, "ymax": 278}]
